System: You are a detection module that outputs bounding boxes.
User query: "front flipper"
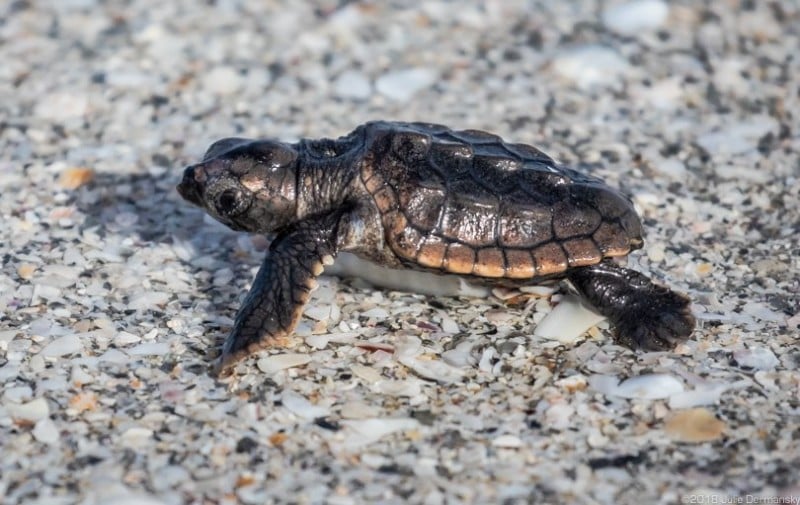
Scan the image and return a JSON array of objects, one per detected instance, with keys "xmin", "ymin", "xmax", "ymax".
[
  {"xmin": 214, "ymin": 213, "xmax": 341, "ymax": 376},
  {"xmin": 567, "ymin": 260, "xmax": 695, "ymax": 350}
]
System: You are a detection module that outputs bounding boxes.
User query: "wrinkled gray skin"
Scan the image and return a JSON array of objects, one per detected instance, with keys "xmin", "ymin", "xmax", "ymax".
[
  {"xmin": 178, "ymin": 121, "xmax": 694, "ymax": 376},
  {"xmin": 178, "ymin": 132, "xmax": 375, "ymax": 375}
]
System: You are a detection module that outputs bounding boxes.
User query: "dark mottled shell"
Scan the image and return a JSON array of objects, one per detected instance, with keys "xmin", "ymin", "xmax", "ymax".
[{"xmin": 358, "ymin": 121, "xmax": 642, "ymax": 280}]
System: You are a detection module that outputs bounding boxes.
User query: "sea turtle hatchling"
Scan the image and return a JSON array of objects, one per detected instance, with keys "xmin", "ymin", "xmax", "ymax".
[{"xmin": 177, "ymin": 121, "xmax": 695, "ymax": 376}]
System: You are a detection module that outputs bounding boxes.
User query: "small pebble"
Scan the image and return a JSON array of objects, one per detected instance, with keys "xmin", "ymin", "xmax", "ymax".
[
  {"xmin": 664, "ymin": 408, "xmax": 726, "ymax": 442},
  {"xmin": 106, "ymin": 70, "xmax": 155, "ymax": 90},
  {"xmin": 374, "ymin": 379, "xmax": 422, "ymax": 397},
  {"xmin": 339, "ymin": 402, "xmax": 381, "ymax": 420},
  {"xmin": 32, "ymin": 418, "xmax": 59, "ymax": 444},
  {"xmin": 3, "ymin": 385, "xmax": 33, "ymax": 403},
  {"xmin": 350, "ymin": 364, "xmax": 383, "ymax": 384},
  {"xmin": 646, "ymin": 243, "xmax": 666, "ymax": 263},
  {"xmin": 257, "ymin": 353, "xmax": 312, "ymax": 374},
  {"xmin": 58, "ymin": 167, "xmax": 94, "ymax": 190},
  {"xmin": 33, "ymin": 284, "xmax": 62, "ymax": 302},
  {"xmin": 114, "ymin": 331, "xmax": 141, "ymax": 346},
  {"xmin": 478, "ymin": 347, "xmax": 495, "ymax": 373},
  {"xmin": 100, "ymin": 349, "xmax": 129, "ymax": 364},
  {"xmin": 398, "ymin": 355, "xmax": 465, "ymax": 384},
  {"xmin": 695, "ymin": 263, "xmax": 713, "ymax": 277},
  {"xmin": 151, "ymin": 465, "xmax": 190, "ymax": 492},
  {"xmin": 587, "ymin": 430, "xmax": 609, "ymax": 448},
  {"xmin": 518, "ymin": 285, "xmax": 557, "ymax": 297},
  {"xmin": 590, "ymin": 374, "xmax": 684, "ymax": 399},
  {"xmin": 360, "ymin": 307, "xmax": 389, "ymax": 320},
  {"xmin": 40, "ymin": 334, "xmax": 83, "ymax": 358},
  {"xmin": 5, "ymin": 397, "xmax": 50, "ymax": 422},
  {"xmin": 491, "ymin": 287, "xmax": 521, "ymax": 300},
  {"xmin": 602, "ymin": 0, "xmax": 669, "ymax": 35},
  {"xmin": 204, "ymin": 66, "xmax": 243, "ymax": 95},
  {"xmin": 485, "ymin": 309, "xmax": 516, "ymax": 325},
  {"xmin": 533, "ymin": 295, "xmax": 606, "ymax": 344},
  {"xmin": 17, "ymin": 263, "xmax": 36, "ymax": 280},
  {"xmin": 120, "ymin": 427, "xmax": 154, "ymax": 447},
  {"xmin": 128, "ymin": 292, "xmax": 170, "ymax": 311},
  {"xmin": 441, "ymin": 340, "xmax": 475, "ymax": 367},
  {"xmin": 97, "ymin": 488, "xmax": 167, "ymax": 505},
  {"xmin": 492, "ymin": 434, "xmax": 523, "ymax": 448},
  {"xmin": 741, "ymin": 302, "xmax": 785, "ymax": 323},
  {"xmin": 33, "ymin": 92, "xmax": 88, "ymax": 120},
  {"xmin": 655, "ymin": 158, "xmax": 687, "ymax": 180},
  {"xmin": 393, "ymin": 335, "xmax": 422, "ymax": 359},
  {"xmin": 333, "ymin": 71, "xmax": 372, "ymax": 100},
  {"xmin": 71, "ymin": 366, "xmax": 94, "ymax": 386},
  {"xmin": 671, "ymin": 380, "xmax": 749, "ymax": 410},
  {"xmin": 304, "ymin": 304, "xmax": 332, "ymax": 321},
  {"xmin": 733, "ymin": 346, "xmax": 779, "ymax": 371},
  {"xmin": 128, "ymin": 342, "xmax": 170, "ymax": 356},
  {"xmin": 439, "ymin": 316, "xmax": 459, "ymax": 334},
  {"xmin": 339, "ymin": 418, "xmax": 419, "ymax": 449},
  {"xmin": 555, "ymin": 375, "xmax": 588, "ymax": 393},
  {"xmin": 544, "ymin": 403, "xmax": 575, "ymax": 429},
  {"xmin": 551, "ymin": 46, "xmax": 630, "ymax": 89},
  {"xmin": 282, "ymin": 391, "xmax": 329, "ymax": 419},
  {"xmin": 114, "ymin": 212, "xmax": 138, "ymax": 228},
  {"xmin": 375, "ymin": 68, "xmax": 437, "ymax": 101},
  {"xmin": 68, "ymin": 391, "xmax": 98, "ymax": 413},
  {"xmin": 697, "ymin": 116, "xmax": 778, "ymax": 157}
]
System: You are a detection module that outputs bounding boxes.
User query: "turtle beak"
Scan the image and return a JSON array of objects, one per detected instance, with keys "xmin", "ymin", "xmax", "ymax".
[{"xmin": 177, "ymin": 165, "xmax": 204, "ymax": 206}]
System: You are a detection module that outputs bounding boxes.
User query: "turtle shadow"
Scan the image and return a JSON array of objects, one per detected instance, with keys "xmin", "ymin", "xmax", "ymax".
[
  {"xmin": 72, "ymin": 168, "xmax": 241, "ymax": 374},
  {"xmin": 75, "ymin": 170, "xmax": 191, "ymax": 244}
]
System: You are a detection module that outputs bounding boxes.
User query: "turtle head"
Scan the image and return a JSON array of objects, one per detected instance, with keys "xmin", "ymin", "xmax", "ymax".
[{"xmin": 177, "ymin": 138, "xmax": 299, "ymax": 233}]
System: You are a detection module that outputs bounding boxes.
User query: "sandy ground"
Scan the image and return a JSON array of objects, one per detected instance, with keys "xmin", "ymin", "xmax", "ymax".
[{"xmin": 1, "ymin": 1, "xmax": 798, "ymax": 504}]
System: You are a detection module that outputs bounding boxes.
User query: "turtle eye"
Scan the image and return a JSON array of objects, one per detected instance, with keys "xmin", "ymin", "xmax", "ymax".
[{"xmin": 215, "ymin": 189, "xmax": 241, "ymax": 216}]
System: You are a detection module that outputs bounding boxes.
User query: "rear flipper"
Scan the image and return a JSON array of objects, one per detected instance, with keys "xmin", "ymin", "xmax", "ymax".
[{"xmin": 566, "ymin": 260, "xmax": 695, "ymax": 350}]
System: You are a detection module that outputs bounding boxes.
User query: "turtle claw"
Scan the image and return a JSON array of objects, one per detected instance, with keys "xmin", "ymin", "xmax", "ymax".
[
  {"xmin": 567, "ymin": 261, "xmax": 696, "ymax": 351},
  {"xmin": 615, "ymin": 308, "xmax": 695, "ymax": 351},
  {"xmin": 212, "ymin": 352, "xmax": 237, "ymax": 378},
  {"xmin": 211, "ymin": 355, "xmax": 228, "ymax": 378}
]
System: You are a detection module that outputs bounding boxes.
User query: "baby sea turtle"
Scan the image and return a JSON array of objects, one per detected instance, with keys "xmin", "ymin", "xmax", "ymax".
[{"xmin": 177, "ymin": 121, "xmax": 695, "ymax": 376}]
